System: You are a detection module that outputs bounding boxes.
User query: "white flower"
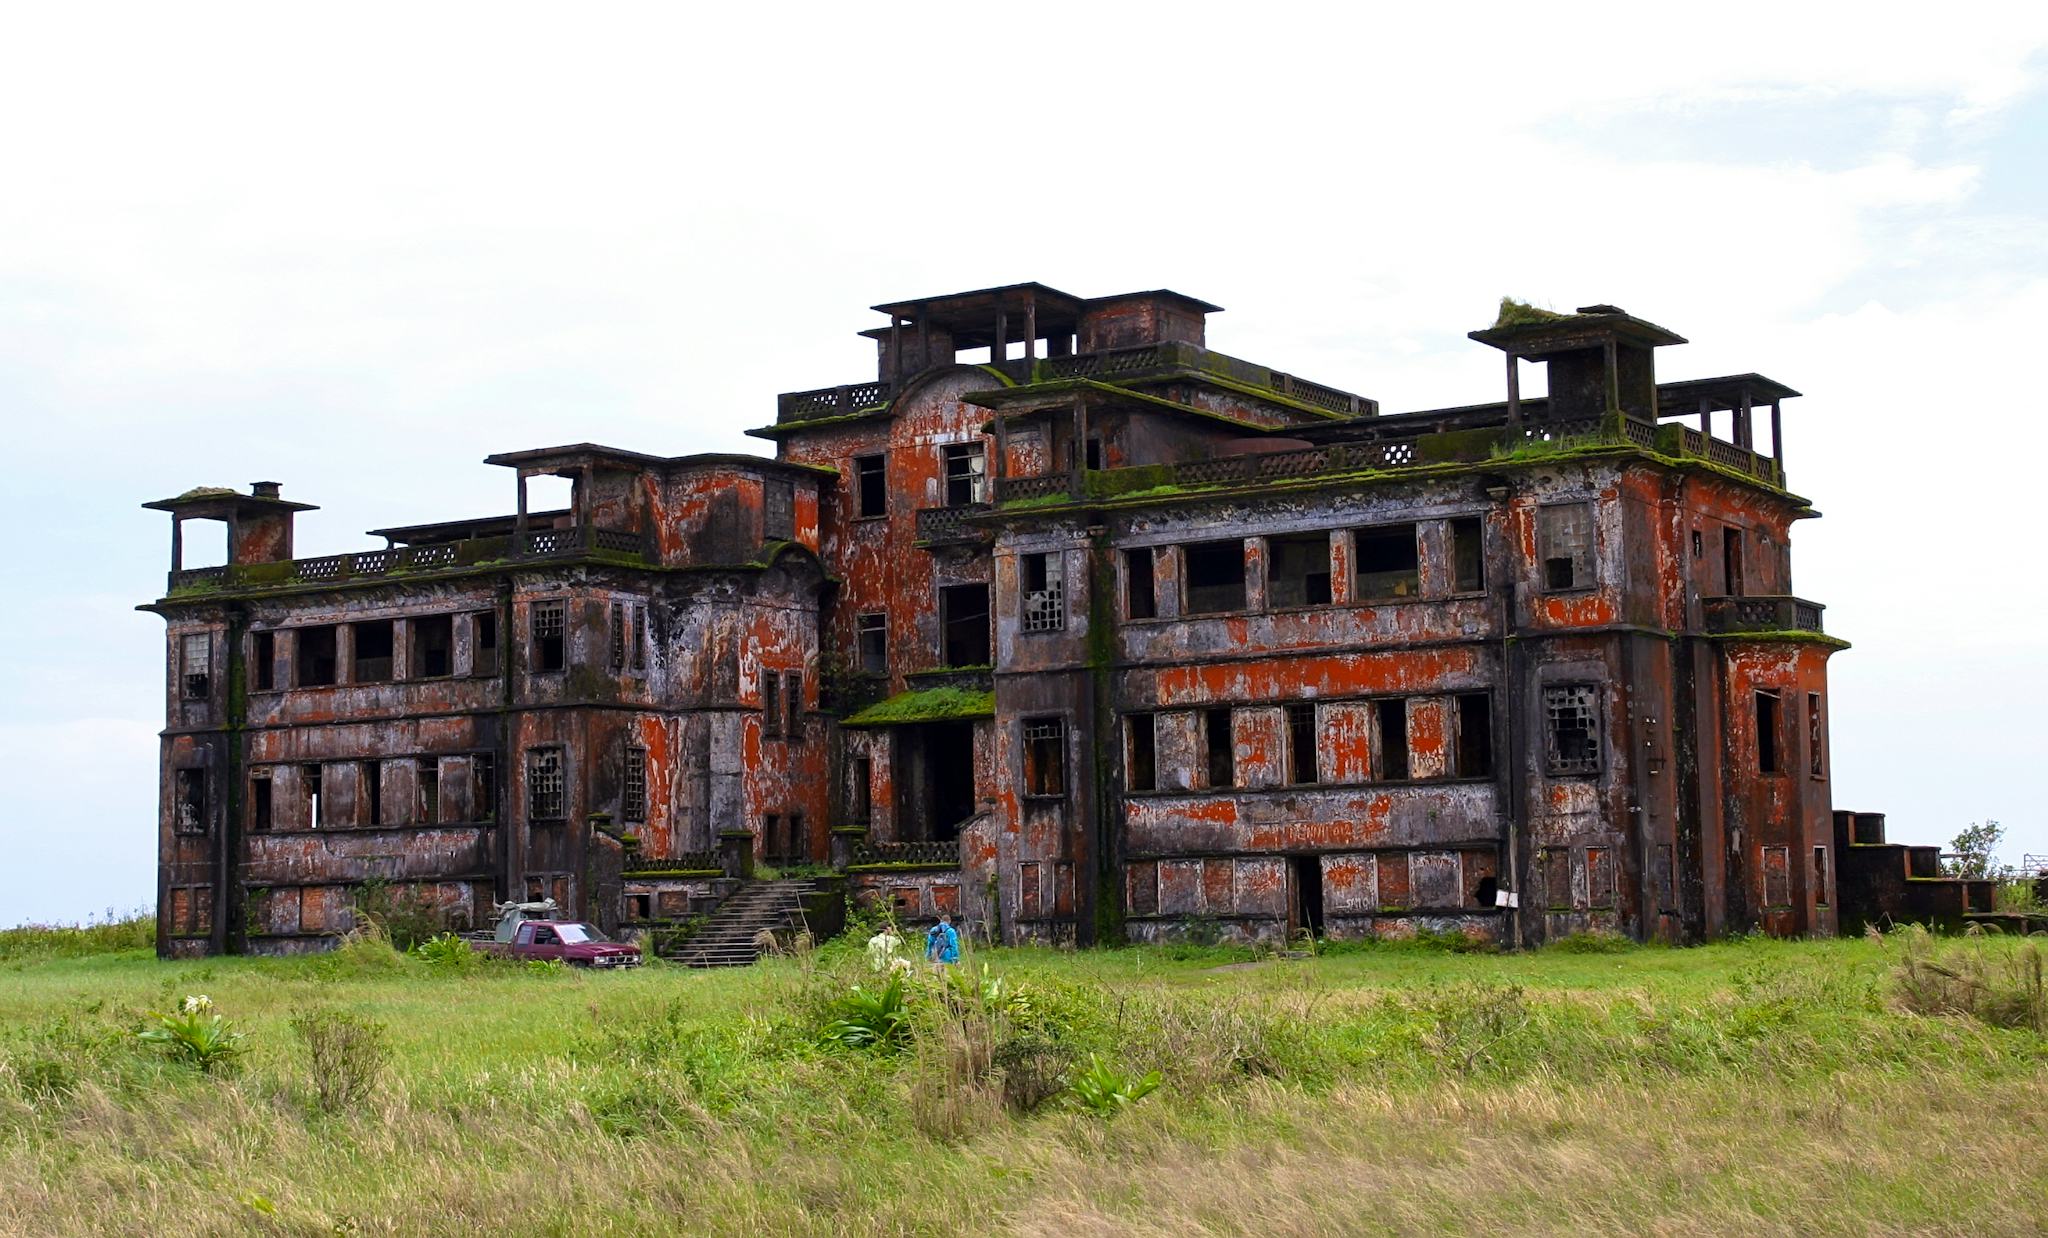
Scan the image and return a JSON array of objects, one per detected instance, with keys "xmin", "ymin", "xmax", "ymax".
[
  {"xmin": 866, "ymin": 930, "xmax": 903, "ymax": 971},
  {"xmin": 180, "ymin": 995, "xmax": 215, "ymax": 1015},
  {"xmin": 888, "ymin": 956, "xmax": 913, "ymax": 976}
]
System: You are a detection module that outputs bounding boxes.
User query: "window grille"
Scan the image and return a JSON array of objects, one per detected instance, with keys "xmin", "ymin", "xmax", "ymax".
[
  {"xmin": 180, "ymin": 633, "xmax": 211, "ymax": 700},
  {"xmin": 1022, "ymin": 553, "xmax": 1064, "ymax": 632},
  {"xmin": 527, "ymin": 749, "xmax": 565, "ymax": 821},
  {"xmin": 1543, "ymin": 684, "xmax": 1600, "ymax": 775},
  {"xmin": 622, "ymin": 747, "xmax": 646, "ymax": 821}
]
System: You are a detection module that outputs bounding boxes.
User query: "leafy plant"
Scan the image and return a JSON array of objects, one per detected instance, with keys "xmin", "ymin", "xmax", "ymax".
[
  {"xmin": 1067, "ymin": 1055, "xmax": 1160, "ymax": 1116},
  {"xmin": 410, "ymin": 932, "xmax": 480, "ymax": 968},
  {"xmin": 525, "ymin": 958, "xmax": 568, "ymax": 977},
  {"xmin": 137, "ymin": 995, "xmax": 247, "ymax": 1074},
  {"xmin": 1944, "ymin": 820, "xmax": 2004, "ymax": 880},
  {"xmin": 290, "ymin": 1010, "xmax": 389, "ymax": 1113},
  {"xmin": 352, "ymin": 878, "xmax": 446, "ymax": 951},
  {"xmin": 821, "ymin": 972, "xmax": 912, "ymax": 1051}
]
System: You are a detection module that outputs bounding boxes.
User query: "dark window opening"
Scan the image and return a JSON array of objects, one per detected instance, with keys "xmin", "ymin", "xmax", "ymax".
[
  {"xmin": 1722, "ymin": 527, "xmax": 1744, "ymax": 596},
  {"xmin": 1542, "ymin": 847, "xmax": 1572, "ymax": 910},
  {"xmin": 412, "ymin": 614, "xmax": 453, "ymax": 679},
  {"xmin": 1127, "ymin": 713, "xmax": 1157, "ymax": 792},
  {"xmin": 1451, "ymin": 517, "xmax": 1485, "ymax": 593},
  {"xmin": 303, "ymin": 764, "xmax": 323, "ymax": 829},
  {"xmin": 366, "ymin": 761, "xmax": 383, "ymax": 827},
  {"xmin": 941, "ymin": 584, "xmax": 991, "ymax": 666},
  {"xmin": 352, "ymin": 620, "xmax": 394, "ymax": 683},
  {"xmin": 855, "ymin": 454, "xmax": 887, "ymax": 518},
  {"xmin": 764, "ymin": 478, "xmax": 795, "ymax": 540},
  {"xmin": 251, "ymin": 631, "xmax": 275, "ymax": 692},
  {"xmin": 1021, "ymin": 552, "xmax": 1064, "ymax": 632},
  {"xmin": 1291, "ymin": 856, "xmax": 1324, "ymax": 939},
  {"xmin": 418, "ymin": 762, "xmax": 439, "ymax": 825},
  {"xmin": 180, "ymin": 633, "xmax": 211, "ymax": 701},
  {"xmin": 475, "ymin": 753, "xmax": 496, "ymax": 823},
  {"xmin": 1808, "ymin": 692, "xmax": 1824, "ymax": 778},
  {"xmin": 1540, "ymin": 505, "xmax": 1593, "ymax": 592},
  {"xmin": 1124, "ymin": 547, "xmax": 1156, "ymax": 619},
  {"xmin": 1287, "ymin": 703, "xmax": 1319, "ymax": 785},
  {"xmin": 1755, "ymin": 690, "xmax": 1780, "ymax": 773},
  {"xmin": 1270, "ymin": 534, "xmax": 1333, "ymax": 608},
  {"xmin": 1813, "ymin": 845, "xmax": 1829, "ymax": 906},
  {"xmin": 622, "ymin": 747, "xmax": 646, "ymax": 821},
  {"xmin": 1184, "ymin": 539, "xmax": 1247, "ymax": 614},
  {"xmin": 474, "ymin": 612, "xmax": 500, "ymax": 677},
  {"xmin": 1455, "ymin": 693, "xmax": 1493, "ymax": 777},
  {"xmin": 1355, "ymin": 525, "xmax": 1421, "ymax": 600},
  {"xmin": 785, "ymin": 671, "xmax": 804, "ymax": 743},
  {"xmin": 296, "ymin": 625, "xmax": 338, "ymax": 687},
  {"xmin": 528, "ymin": 748, "xmax": 565, "ymax": 821},
  {"xmin": 1473, "ymin": 875, "xmax": 1499, "ymax": 909},
  {"xmin": 1690, "ymin": 528, "xmax": 1704, "ymax": 560},
  {"xmin": 250, "ymin": 773, "xmax": 273, "ymax": 831},
  {"xmin": 762, "ymin": 670, "xmax": 782, "ymax": 738},
  {"xmin": 174, "ymin": 768, "xmax": 207, "ymax": 834},
  {"xmin": 610, "ymin": 602, "xmax": 627, "ymax": 671},
  {"xmin": 1376, "ymin": 699, "xmax": 1409, "ymax": 781},
  {"xmin": 763, "ymin": 814, "xmax": 781, "ymax": 863},
  {"xmin": 1023, "ymin": 718, "xmax": 1066, "ymax": 797},
  {"xmin": 531, "ymin": 603, "xmax": 566, "ymax": 673},
  {"xmin": 1543, "ymin": 684, "xmax": 1600, "ymax": 775},
  {"xmin": 631, "ymin": 605, "xmax": 647, "ymax": 672},
  {"xmin": 943, "ymin": 442, "xmax": 986, "ymax": 506},
  {"xmin": 849, "ymin": 755, "xmax": 872, "ymax": 824},
  {"xmin": 626, "ymin": 894, "xmax": 653, "ymax": 921},
  {"xmin": 1204, "ymin": 707, "xmax": 1235, "ymax": 788},
  {"xmin": 1084, "ymin": 437, "xmax": 1103, "ymax": 471},
  {"xmin": 856, "ymin": 613, "xmax": 888, "ymax": 675}
]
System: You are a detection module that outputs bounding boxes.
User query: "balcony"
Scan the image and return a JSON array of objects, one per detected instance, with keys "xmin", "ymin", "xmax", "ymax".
[
  {"xmin": 165, "ymin": 524, "xmax": 653, "ymax": 596},
  {"xmin": 914, "ymin": 503, "xmax": 992, "ymax": 546},
  {"xmin": 848, "ymin": 838, "xmax": 960, "ymax": 870},
  {"xmin": 1702, "ymin": 595, "xmax": 1826, "ymax": 635}
]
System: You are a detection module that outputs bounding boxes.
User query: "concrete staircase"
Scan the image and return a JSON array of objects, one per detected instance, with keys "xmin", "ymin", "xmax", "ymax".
[{"xmin": 664, "ymin": 879, "xmax": 817, "ymax": 968}]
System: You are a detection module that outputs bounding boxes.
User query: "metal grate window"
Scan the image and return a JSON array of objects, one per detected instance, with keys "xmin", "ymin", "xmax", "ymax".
[
  {"xmin": 1542, "ymin": 684, "xmax": 1601, "ymax": 775},
  {"xmin": 1023, "ymin": 718, "xmax": 1066, "ymax": 797},
  {"xmin": 527, "ymin": 748, "xmax": 565, "ymax": 821},
  {"xmin": 180, "ymin": 633, "xmax": 211, "ymax": 701},
  {"xmin": 1539, "ymin": 504, "xmax": 1594, "ymax": 591},
  {"xmin": 1022, "ymin": 552, "xmax": 1065, "ymax": 632},
  {"xmin": 764, "ymin": 478, "xmax": 795, "ymax": 540},
  {"xmin": 531, "ymin": 602, "xmax": 566, "ymax": 672},
  {"xmin": 622, "ymin": 747, "xmax": 646, "ymax": 821}
]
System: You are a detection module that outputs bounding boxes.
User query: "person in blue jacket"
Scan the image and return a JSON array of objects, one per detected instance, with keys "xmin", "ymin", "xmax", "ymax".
[{"xmin": 924, "ymin": 915, "xmax": 960, "ymax": 968}]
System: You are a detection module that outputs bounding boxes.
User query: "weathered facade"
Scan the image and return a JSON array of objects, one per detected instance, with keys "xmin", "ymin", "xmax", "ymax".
[{"xmin": 147, "ymin": 285, "xmax": 1850, "ymax": 954}]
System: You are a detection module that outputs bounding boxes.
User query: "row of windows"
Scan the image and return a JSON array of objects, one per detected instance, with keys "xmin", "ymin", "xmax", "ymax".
[
  {"xmin": 1755, "ymin": 689, "xmax": 1827, "ymax": 778},
  {"xmin": 761, "ymin": 669, "xmax": 806, "ymax": 742},
  {"xmin": 1121, "ymin": 695, "xmax": 1496, "ymax": 793},
  {"xmin": 173, "ymin": 755, "xmax": 501, "ymax": 835},
  {"xmin": 849, "ymin": 442, "xmax": 988, "ymax": 520}
]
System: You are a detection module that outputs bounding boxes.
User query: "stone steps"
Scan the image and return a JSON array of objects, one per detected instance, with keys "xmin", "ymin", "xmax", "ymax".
[{"xmin": 663, "ymin": 880, "xmax": 817, "ymax": 968}]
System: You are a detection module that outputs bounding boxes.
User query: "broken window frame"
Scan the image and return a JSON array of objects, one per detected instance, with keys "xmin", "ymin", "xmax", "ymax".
[
  {"xmin": 351, "ymin": 619, "xmax": 394, "ymax": 683},
  {"xmin": 1286, "ymin": 702, "xmax": 1319, "ymax": 785},
  {"xmin": 251, "ymin": 630, "xmax": 276, "ymax": 692},
  {"xmin": 473, "ymin": 611, "xmax": 500, "ymax": 677},
  {"xmin": 621, "ymin": 746, "xmax": 647, "ymax": 822},
  {"xmin": 526, "ymin": 747, "xmax": 566, "ymax": 822},
  {"xmin": 1450, "ymin": 517, "xmax": 1486, "ymax": 594},
  {"xmin": 1022, "ymin": 717, "xmax": 1066, "ymax": 798},
  {"xmin": 1021, "ymin": 552, "xmax": 1065, "ymax": 633},
  {"xmin": 304, "ymin": 763, "xmax": 324, "ymax": 829},
  {"xmin": 474, "ymin": 752, "xmax": 497, "ymax": 824},
  {"xmin": 1375, "ymin": 699, "xmax": 1410, "ymax": 782},
  {"xmin": 854, "ymin": 454, "xmax": 887, "ymax": 519},
  {"xmin": 1542, "ymin": 683, "xmax": 1601, "ymax": 776},
  {"xmin": 530, "ymin": 602, "xmax": 566, "ymax": 674},
  {"xmin": 942, "ymin": 441, "xmax": 987, "ymax": 506},
  {"xmin": 411, "ymin": 614, "xmax": 455, "ymax": 680},
  {"xmin": 1812, "ymin": 845, "xmax": 1829, "ymax": 906},
  {"xmin": 179, "ymin": 633, "xmax": 212, "ymax": 701},
  {"xmin": 1182, "ymin": 539, "xmax": 1247, "ymax": 615},
  {"xmin": 295, "ymin": 624, "xmax": 338, "ymax": 688},
  {"xmin": 610, "ymin": 602, "xmax": 628, "ymax": 672},
  {"xmin": 1203, "ymin": 707, "xmax": 1236, "ymax": 789},
  {"xmin": 417, "ymin": 760, "xmax": 440, "ymax": 825},
  {"xmin": 174, "ymin": 767, "xmax": 208, "ymax": 834},
  {"xmin": 762, "ymin": 670, "xmax": 783, "ymax": 738},
  {"xmin": 1268, "ymin": 533, "xmax": 1334, "ymax": 609},
  {"xmin": 365, "ymin": 760, "xmax": 384, "ymax": 827},
  {"xmin": 1124, "ymin": 547, "xmax": 1156, "ymax": 620},
  {"xmin": 1354, "ymin": 524, "xmax": 1421, "ymax": 601},
  {"xmin": 1538, "ymin": 503, "xmax": 1595, "ymax": 593},
  {"xmin": 1125, "ymin": 712, "xmax": 1157, "ymax": 793},
  {"xmin": 1807, "ymin": 692, "xmax": 1824, "ymax": 779},
  {"xmin": 249, "ymin": 770, "xmax": 273, "ymax": 832}
]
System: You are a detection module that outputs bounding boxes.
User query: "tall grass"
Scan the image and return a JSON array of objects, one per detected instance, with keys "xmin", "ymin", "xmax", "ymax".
[{"xmin": 0, "ymin": 909, "xmax": 151, "ymax": 961}]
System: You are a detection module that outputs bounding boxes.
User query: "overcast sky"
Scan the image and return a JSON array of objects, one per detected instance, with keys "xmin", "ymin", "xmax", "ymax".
[{"xmin": 4, "ymin": 3, "xmax": 2045, "ymax": 925}]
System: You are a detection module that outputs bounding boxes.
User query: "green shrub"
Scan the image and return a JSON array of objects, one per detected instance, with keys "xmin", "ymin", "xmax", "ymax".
[
  {"xmin": 821, "ymin": 972, "xmax": 913, "ymax": 1051},
  {"xmin": 410, "ymin": 933, "xmax": 481, "ymax": 969},
  {"xmin": 1067, "ymin": 1055, "xmax": 1160, "ymax": 1116},
  {"xmin": 351, "ymin": 878, "xmax": 446, "ymax": 951},
  {"xmin": 0, "ymin": 910, "xmax": 153, "ymax": 961},
  {"xmin": 290, "ymin": 1010, "xmax": 389, "ymax": 1113},
  {"xmin": 525, "ymin": 958, "xmax": 568, "ymax": 977},
  {"xmin": 137, "ymin": 996, "xmax": 247, "ymax": 1075}
]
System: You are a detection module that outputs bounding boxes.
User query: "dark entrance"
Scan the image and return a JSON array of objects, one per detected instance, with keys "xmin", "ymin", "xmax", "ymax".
[
  {"xmin": 1290, "ymin": 856, "xmax": 1325, "ymax": 939},
  {"xmin": 899, "ymin": 722, "xmax": 977, "ymax": 841}
]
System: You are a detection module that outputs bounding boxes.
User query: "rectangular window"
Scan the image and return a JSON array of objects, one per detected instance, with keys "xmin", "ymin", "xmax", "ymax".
[
  {"xmin": 1762, "ymin": 844, "xmax": 1791, "ymax": 907},
  {"xmin": 174, "ymin": 768, "xmax": 207, "ymax": 834},
  {"xmin": 417, "ymin": 761, "xmax": 440, "ymax": 825},
  {"xmin": 1807, "ymin": 692, "xmax": 1824, "ymax": 778},
  {"xmin": 1542, "ymin": 847, "xmax": 1572, "ymax": 910},
  {"xmin": 762, "ymin": 670, "xmax": 783, "ymax": 738},
  {"xmin": 1124, "ymin": 547, "xmax": 1156, "ymax": 619},
  {"xmin": 304, "ymin": 764, "xmax": 323, "ymax": 829},
  {"xmin": 1126, "ymin": 713, "xmax": 1157, "ymax": 792},
  {"xmin": 1691, "ymin": 528, "xmax": 1704, "ymax": 560},
  {"xmin": 250, "ymin": 772, "xmax": 273, "ymax": 831},
  {"xmin": 1022, "ymin": 552, "xmax": 1065, "ymax": 632},
  {"xmin": 762, "ymin": 814, "xmax": 780, "ymax": 861},
  {"xmin": 1023, "ymin": 719, "xmax": 1066, "ymax": 797},
  {"xmin": 764, "ymin": 478, "xmax": 795, "ymax": 540},
  {"xmin": 1183, "ymin": 539, "xmax": 1247, "ymax": 614},
  {"xmin": 1287, "ymin": 703, "xmax": 1319, "ymax": 785},
  {"xmin": 364, "ymin": 761, "xmax": 383, "ymax": 827},
  {"xmin": 943, "ymin": 442, "xmax": 987, "ymax": 506},
  {"xmin": 622, "ymin": 748, "xmax": 646, "ymax": 822},
  {"xmin": 849, "ymin": 755, "xmax": 873, "ymax": 824},
  {"xmin": 1543, "ymin": 684, "xmax": 1601, "ymax": 775},
  {"xmin": 475, "ymin": 753, "xmax": 496, "ymax": 823},
  {"xmin": 1084, "ymin": 437, "xmax": 1102, "ymax": 471},
  {"xmin": 1812, "ymin": 845, "xmax": 1829, "ymax": 906},
  {"xmin": 941, "ymin": 584, "xmax": 991, "ymax": 666},
  {"xmin": 610, "ymin": 602, "xmax": 627, "ymax": 671},
  {"xmin": 1755, "ymin": 690, "xmax": 1780, "ymax": 773},
  {"xmin": 251, "ymin": 631, "xmax": 275, "ymax": 692},
  {"xmin": 632, "ymin": 604, "xmax": 647, "ymax": 672},
  {"xmin": 527, "ymin": 749, "xmax": 565, "ymax": 821},
  {"xmin": 1269, "ymin": 533, "xmax": 1333, "ymax": 608},
  {"xmin": 856, "ymin": 613, "xmax": 888, "ymax": 674},
  {"xmin": 1204, "ymin": 707, "xmax": 1235, "ymax": 788},
  {"xmin": 352, "ymin": 620, "xmax": 394, "ymax": 683},
  {"xmin": 1455, "ymin": 693, "xmax": 1493, "ymax": 777},
  {"xmin": 296, "ymin": 625, "xmax": 338, "ymax": 687},
  {"xmin": 855, "ymin": 454, "xmax": 887, "ymax": 518},
  {"xmin": 1539, "ymin": 505, "xmax": 1594, "ymax": 591},
  {"xmin": 180, "ymin": 633, "xmax": 211, "ymax": 700},
  {"xmin": 474, "ymin": 612, "xmax": 500, "ymax": 677},
  {"xmin": 1722, "ymin": 527, "xmax": 1744, "ymax": 596},
  {"xmin": 411, "ymin": 614, "xmax": 454, "ymax": 679},
  {"xmin": 1355, "ymin": 525, "xmax": 1421, "ymax": 600},
  {"xmin": 1450, "ymin": 517, "xmax": 1485, "ymax": 593},
  {"xmin": 531, "ymin": 602, "xmax": 566, "ymax": 673},
  {"xmin": 785, "ymin": 671, "xmax": 804, "ymax": 743},
  {"xmin": 1376, "ymin": 699, "xmax": 1409, "ymax": 782},
  {"xmin": 1586, "ymin": 847, "xmax": 1614, "ymax": 909}
]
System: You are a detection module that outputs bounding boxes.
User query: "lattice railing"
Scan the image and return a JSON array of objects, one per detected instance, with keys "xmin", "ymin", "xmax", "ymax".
[
  {"xmin": 593, "ymin": 527, "xmax": 644, "ymax": 554},
  {"xmin": 624, "ymin": 849, "xmax": 722, "ymax": 874},
  {"xmin": 1702, "ymin": 595, "xmax": 1826, "ymax": 635},
  {"xmin": 850, "ymin": 839, "xmax": 960, "ymax": 868},
  {"xmin": 998, "ymin": 473, "xmax": 1069, "ymax": 502},
  {"xmin": 915, "ymin": 504, "xmax": 991, "ymax": 544},
  {"xmin": 1039, "ymin": 345, "xmax": 1167, "ymax": 380},
  {"xmin": 164, "ymin": 525, "xmax": 648, "ymax": 594},
  {"xmin": 168, "ymin": 565, "xmax": 228, "ymax": 591},
  {"xmin": 777, "ymin": 380, "xmax": 894, "ymax": 421}
]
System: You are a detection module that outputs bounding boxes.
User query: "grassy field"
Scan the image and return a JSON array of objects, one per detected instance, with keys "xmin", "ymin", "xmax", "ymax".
[{"xmin": 1, "ymin": 921, "xmax": 2044, "ymax": 1237}]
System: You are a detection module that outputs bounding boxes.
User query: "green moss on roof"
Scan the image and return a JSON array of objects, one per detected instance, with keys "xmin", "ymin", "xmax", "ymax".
[
  {"xmin": 1494, "ymin": 298, "xmax": 1568, "ymax": 329},
  {"xmin": 173, "ymin": 486, "xmax": 239, "ymax": 500},
  {"xmin": 842, "ymin": 685, "xmax": 995, "ymax": 728}
]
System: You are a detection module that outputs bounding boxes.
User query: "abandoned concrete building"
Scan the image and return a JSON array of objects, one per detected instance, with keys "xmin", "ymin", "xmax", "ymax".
[{"xmin": 147, "ymin": 284, "xmax": 1861, "ymax": 958}]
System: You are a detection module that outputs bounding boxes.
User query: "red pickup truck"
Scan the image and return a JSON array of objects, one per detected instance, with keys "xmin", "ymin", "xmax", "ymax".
[{"xmin": 475, "ymin": 916, "xmax": 642, "ymax": 968}]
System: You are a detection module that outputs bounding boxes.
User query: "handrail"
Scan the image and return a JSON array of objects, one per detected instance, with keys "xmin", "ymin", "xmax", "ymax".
[{"xmin": 166, "ymin": 525, "xmax": 650, "ymax": 594}]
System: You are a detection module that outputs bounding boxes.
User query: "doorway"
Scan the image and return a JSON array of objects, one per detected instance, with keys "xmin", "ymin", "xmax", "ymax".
[
  {"xmin": 1290, "ymin": 856, "xmax": 1325, "ymax": 940},
  {"xmin": 898, "ymin": 722, "xmax": 978, "ymax": 841}
]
